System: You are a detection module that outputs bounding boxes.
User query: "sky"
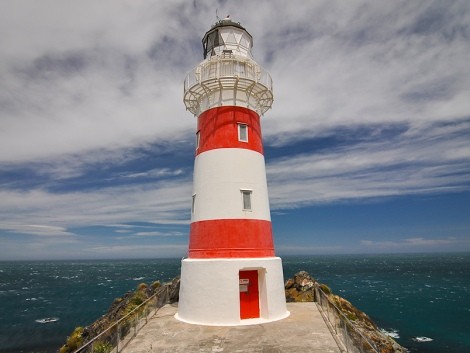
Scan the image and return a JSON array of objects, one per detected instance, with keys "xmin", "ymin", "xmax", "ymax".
[{"xmin": 0, "ymin": 0, "xmax": 469, "ymax": 260}]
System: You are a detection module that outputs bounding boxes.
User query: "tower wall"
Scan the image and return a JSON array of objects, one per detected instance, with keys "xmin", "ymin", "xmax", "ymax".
[
  {"xmin": 177, "ymin": 17, "xmax": 289, "ymax": 326},
  {"xmin": 196, "ymin": 107, "xmax": 264, "ymax": 155},
  {"xmin": 176, "ymin": 257, "xmax": 288, "ymax": 326}
]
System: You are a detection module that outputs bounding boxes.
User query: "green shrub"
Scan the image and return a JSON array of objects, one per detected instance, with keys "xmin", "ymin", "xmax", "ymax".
[
  {"xmin": 151, "ymin": 280, "xmax": 161, "ymax": 290},
  {"xmin": 93, "ymin": 341, "xmax": 113, "ymax": 353},
  {"xmin": 319, "ymin": 283, "xmax": 332, "ymax": 295},
  {"xmin": 136, "ymin": 282, "xmax": 148, "ymax": 291},
  {"xmin": 59, "ymin": 326, "xmax": 84, "ymax": 353},
  {"xmin": 130, "ymin": 290, "xmax": 147, "ymax": 306}
]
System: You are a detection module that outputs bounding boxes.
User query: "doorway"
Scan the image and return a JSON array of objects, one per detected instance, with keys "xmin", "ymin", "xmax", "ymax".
[{"xmin": 239, "ymin": 270, "xmax": 260, "ymax": 319}]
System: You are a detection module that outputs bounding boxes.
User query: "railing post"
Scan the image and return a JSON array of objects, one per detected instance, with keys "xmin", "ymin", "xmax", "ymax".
[
  {"xmin": 333, "ymin": 306, "xmax": 338, "ymax": 335},
  {"xmin": 134, "ymin": 314, "xmax": 137, "ymax": 337},
  {"xmin": 167, "ymin": 283, "xmax": 170, "ymax": 304},
  {"xmin": 342, "ymin": 320, "xmax": 349, "ymax": 353},
  {"xmin": 116, "ymin": 322, "xmax": 120, "ymax": 353}
]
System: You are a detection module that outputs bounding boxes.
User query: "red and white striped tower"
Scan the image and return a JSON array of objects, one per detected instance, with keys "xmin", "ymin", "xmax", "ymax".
[{"xmin": 176, "ymin": 17, "xmax": 289, "ymax": 326}]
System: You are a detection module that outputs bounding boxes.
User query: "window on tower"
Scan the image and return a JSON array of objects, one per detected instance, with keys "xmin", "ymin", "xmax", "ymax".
[
  {"xmin": 241, "ymin": 190, "xmax": 252, "ymax": 211},
  {"xmin": 191, "ymin": 194, "xmax": 196, "ymax": 214},
  {"xmin": 196, "ymin": 131, "xmax": 200, "ymax": 150},
  {"xmin": 238, "ymin": 123, "xmax": 248, "ymax": 142}
]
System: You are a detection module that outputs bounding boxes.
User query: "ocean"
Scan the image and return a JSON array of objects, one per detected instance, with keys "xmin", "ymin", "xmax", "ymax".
[{"xmin": 0, "ymin": 253, "xmax": 468, "ymax": 353}]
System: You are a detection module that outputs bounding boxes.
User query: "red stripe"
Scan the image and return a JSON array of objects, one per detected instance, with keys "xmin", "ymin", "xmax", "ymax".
[
  {"xmin": 196, "ymin": 106, "xmax": 263, "ymax": 156},
  {"xmin": 189, "ymin": 219, "xmax": 275, "ymax": 258}
]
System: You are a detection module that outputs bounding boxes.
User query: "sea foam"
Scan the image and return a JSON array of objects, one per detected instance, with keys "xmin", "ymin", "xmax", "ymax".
[
  {"xmin": 380, "ymin": 328, "xmax": 400, "ymax": 339},
  {"xmin": 412, "ymin": 336, "xmax": 433, "ymax": 342}
]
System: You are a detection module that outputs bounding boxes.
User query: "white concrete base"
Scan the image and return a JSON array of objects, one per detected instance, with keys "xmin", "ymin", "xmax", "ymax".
[{"xmin": 176, "ymin": 257, "xmax": 290, "ymax": 326}]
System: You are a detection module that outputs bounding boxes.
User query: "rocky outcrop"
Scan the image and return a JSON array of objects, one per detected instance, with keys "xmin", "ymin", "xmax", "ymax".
[
  {"xmin": 58, "ymin": 277, "xmax": 180, "ymax": 353},
  {"xmin": 284, "ymin": 271, "xmax": 407, "ymax": 353},
  {"xmin": 329, "ymin": 294, "xmax": 406, "ymax": 353},
  {"xmin": 284, "ymin": 270, "xmax": 316, "ymax": 302}
]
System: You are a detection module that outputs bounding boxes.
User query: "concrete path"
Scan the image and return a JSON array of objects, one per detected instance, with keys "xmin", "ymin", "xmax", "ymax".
[{"xmin": 120, "ymin": 302, "xmax": 342, "ymax": 353}]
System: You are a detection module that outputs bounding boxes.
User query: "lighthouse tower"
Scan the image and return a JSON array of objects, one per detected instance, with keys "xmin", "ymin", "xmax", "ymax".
[{"xmin": 176, "ymin": 17, "xmax": 289, "ymax": 326}]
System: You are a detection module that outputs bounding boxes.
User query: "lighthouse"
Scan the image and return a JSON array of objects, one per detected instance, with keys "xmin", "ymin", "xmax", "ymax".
[{"xmin": 176, "ymin": 16, "xmax": 289, "ymax": 326}]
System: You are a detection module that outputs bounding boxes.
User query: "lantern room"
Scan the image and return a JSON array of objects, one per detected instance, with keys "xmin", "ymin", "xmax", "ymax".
[{"xmin": 202, "ymin": 16, "xmax": 253, "ymax": 59}]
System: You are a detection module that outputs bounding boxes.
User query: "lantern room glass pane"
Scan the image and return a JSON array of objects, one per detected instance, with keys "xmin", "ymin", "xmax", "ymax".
[{"xmin": 204, "ymin": 30, "xmax": 225, "ymax": 58}]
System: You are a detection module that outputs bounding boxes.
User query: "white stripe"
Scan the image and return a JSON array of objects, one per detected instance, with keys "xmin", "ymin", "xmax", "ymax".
[{"xmin": 192, "ymin": 149, "xmax": 271, "ymax": 222}]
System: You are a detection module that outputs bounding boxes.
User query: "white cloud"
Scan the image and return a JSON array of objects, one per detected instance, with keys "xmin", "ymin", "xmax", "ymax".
[
  {"xmin": 259, "ymin": 1, "xmax": 470, "ymax": 144},
  {"xmin": 360, "ymin": 236, "xmax": 469, "ymax": 251},
  {"xmin": 267, "ymin": 120, "xmax": 470, "ymax": 208},
  {"xmin": 84, "ymin": 244, "xmax": 187, "ymax": 258},
  {"xmin": 277, "ymin": 244, "xmax": 345, "ymax": 255},
  {"xmin": 0, "ymin": 0, "xmax": 201, "ymax": 163},
  {"xmin": 0, "ymin": 223, "xmax": 74, "ymax": 237},
  {"xmin": 120, "ymin": 168, "xmax": 184, "ymax": 179},
  {"xmin": 133, "ymin": 231, "xmax": 183, "ymax": 237},
  {"xmin": 0, "ymin": 180, "xmax": 192, "ymax": 235}
]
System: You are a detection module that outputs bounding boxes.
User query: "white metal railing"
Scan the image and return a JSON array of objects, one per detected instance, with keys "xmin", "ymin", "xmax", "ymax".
[
  {"xmin": 183, "ymin": 55, "xmax": 274, "ymax": 116},
  {"xmin": 184, "ymin": 56, "xmax": 273, "ymax": 94},
  {"xmin": 315, "ymin": 285, "xmax": 380, "ymax": 353},
  {"xmin": 69, "ymin": 285, "xmax": 171, "ymax": 353}
]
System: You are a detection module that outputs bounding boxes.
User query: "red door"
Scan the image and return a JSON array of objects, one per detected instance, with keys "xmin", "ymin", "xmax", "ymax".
[{"xmin": 239, "ymin": 270, "xmax": 260, "ymax": 319}]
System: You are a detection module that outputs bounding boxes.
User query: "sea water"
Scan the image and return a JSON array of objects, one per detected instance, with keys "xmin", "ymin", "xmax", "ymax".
[
  {"xmin": 283, "ymin": 253, "xmax": 470, "ymax": 353},
  {"xmin": 0, "ymin": 253, "xmax": 468, "ymax": 353}
]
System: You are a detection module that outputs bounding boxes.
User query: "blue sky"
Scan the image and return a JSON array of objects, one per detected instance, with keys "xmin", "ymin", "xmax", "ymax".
[{"xmin": 0, "ymin": 0, "xmax": 469, "ymax": 260}]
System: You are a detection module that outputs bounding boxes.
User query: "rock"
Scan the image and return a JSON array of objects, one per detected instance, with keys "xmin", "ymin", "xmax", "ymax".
[
  {"xmin": 285, "ymin": 271, "xmax": 316, "ymax": 302},
  {"xmin": 284, "ymin": 278, "xmax": 295, "ymax": 289},
  {"xmin": 294, "ymin": 271, "xmax": 315, "ymax": 291},
  {"xmin": 285, "ymin": 288, "xmax": 299, "ymax": 302},
  {"xmin": 296, "ymin": 290, "xmax": 314, "ymax": 302},
  {"xmin": 167, "ymin": 276, "xmax": 180, "ymax": 302}
]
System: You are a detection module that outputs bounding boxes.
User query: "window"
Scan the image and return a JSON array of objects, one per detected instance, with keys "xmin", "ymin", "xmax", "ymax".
[
  {"xmin": 196, "ymin": 131, "xmax": 200, "ymax": 150},
  {"xmin": 241, "ymin": 190, "xmax": 252, "ymax": 211},
  {"xmin": 191, "ymin": 194, "xmax": 196, "ymax": 214},
  {"xmin": 238, "ymin": 123, "xmax": 248, "ymax": 142}
]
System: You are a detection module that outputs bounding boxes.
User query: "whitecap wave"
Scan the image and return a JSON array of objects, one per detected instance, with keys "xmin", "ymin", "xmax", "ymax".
[
  {"xmin": 412, "ymin": 336, "xmax": 433, "ymax": 342},
  {"xmin": 133, "ymin": 277, "xmax": 145, "ymax": 281},
  {"xmin": 380, "ymin": 328, "xmax": 400, "ymax": 339},
  {"xmin": 35, "ymin": 317, "xmax": 59, "ymax": 324}
]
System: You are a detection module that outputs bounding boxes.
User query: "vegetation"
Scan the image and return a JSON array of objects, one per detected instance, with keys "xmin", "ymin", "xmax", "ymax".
[
  {"xmin": 93, "ymin": 341, "xmax": 113, "ymax": 353},
  {"xmin": 347, "ymin": 311, "xmax": 358, "ymax": 321},
  {"xmin": 319, "ymin": 283, "xmax": 331, "ymax": 295},
  {"xmin": 59, "ymin": 326, "xmax": 84, "ymax": 353},
  {"xmin": 151, "ymin": 280, "xmax": 161, "ymax": 290}
]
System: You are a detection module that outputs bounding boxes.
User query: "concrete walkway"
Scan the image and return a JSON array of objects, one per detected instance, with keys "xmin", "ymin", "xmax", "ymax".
[{"xmin": 120, "ymin": 302, "xmax": 342, "ymax": 353}]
